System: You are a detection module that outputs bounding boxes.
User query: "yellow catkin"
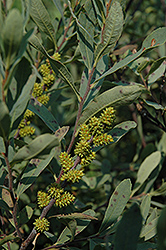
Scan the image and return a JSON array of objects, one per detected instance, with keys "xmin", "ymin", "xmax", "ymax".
[
  {"xmin": 33, "ymin": 217, "xmax": 50, "ymax": 233},
  {"xmin": 37, "ymin": 191, "xmax": 51, "ymax": 208}
]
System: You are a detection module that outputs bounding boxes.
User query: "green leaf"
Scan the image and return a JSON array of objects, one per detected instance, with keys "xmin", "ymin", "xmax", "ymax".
[
  {"xmin": 10, "ymin": 74, "xmax": 36, "ymax": 129},
  {"xmin": 0, "ymin": 101, "xmax": 11, "ymax": 139},
  {"xmin": 99, "ymin": 179, "xmax": 131, "ymax": 232},
  {"xmin": 140, "ymin": 217, "xmax": 158, "ymax": 241},
  {"xmin": 157, "ymin": 207, "xmax": 166, "ymax": 250},
  {"xmin": 55, "ymin": 212, "xmax": 98, "ymax": 221},
  {"xmin": 16, "ymin": 147, "xmax": 57, "ymax": 198},
  {"xmin": 80, "ymin": 55, "xmax": 108, "ymax": 108},
  {"xmin": 0, "ymin": 137, "xmax": 5, "ymax": 153},
  {"xmin": 8, "ymin": 57, "xmax": 32, "ymax": 106},
  {"xmin": 30, "ymin": 0, "xmax": 57, "ymax": 48},
  {"xmin": 114, "ymin": 203, "xmax": 142, "ymax": 250},
  {"xmin": 0, "ymin": 199, "xmax": 10, "ymax": 210},
  {"xmin": 52, "ymin": 0, "xmax": 64, "ymax": 23},
  {"xmin": 29, "ymin": 35, "xmax": 81, "ymax": 102},
  {"xmin": 2, "ymin": 9, "xmax": 23, "ymax": 68},
  {"xmin": 4, "ymin": 28, "xmax": 34, "ymax": 91},
  {"xmin": 55, "ymin": 209, "xmax": 96, "ymax": 245},
  {"xmin": 10, "ymin": 133, "xmax": 59, "ymax": 164},
  {"xmin": 78, "ymin": 1, "xmax": 96, "ymax": 69},
  {"xmin": 93, "ymin": 121, "xmax": 137, "ymax": 152},
  {"xmin": 129, "ymin": 57, "xmax": 151, "ymax": 75},
  {"xmin": 146, "ymin": 57, "xmax": 166, "ymax": 78},
  {"xmin": 132, "ymin": 151, "xmax": 161, "ymax": 196},
  {"xmin": 92, "ymin": 27, "xmax": 166, "ymax": 86},
  {"xmin": 2, "ymin": 189, "xmax": 13, "ymax": 208},
  {"xmin": 0, "ymin": 233, "xmax": 19, "ymax": 246},
  {"xmin": 148, "ymin": 61, "xmax": 166, "ymax": 85},
  {"xmin": 158, "ymin": 133, "xmax": 166, "ymax": 154},
  {"xmin": 150, "ymin": 182, "xmax": 166, "ymax": 197},
  {"xmin": 140, "ymin": 194, "xmax": 151, "ymax": 224},
  {"xmin": 147, "ymin": 208, "xmax": 158, "ymax": 224},
  {"xmin": 78, "ymin": 84, "xmax": 147, "ymax": 127},
  {"xmin": 19, "ymin": 205, "xmax": 33, "ymax": 225},
  {"xmin": 67, "ymin": 219, "xmax": 77, "ymax": 241},
  {"xmin": 28, "ymin": 98, "xmax": 60, "ymax": 132},
  {"xmin": 144, "ymin": 100, "xmax": 165, "ymax": 111},
  {"xmin": 92, "ymin": 0, "xmax": 105, "ymax": 26},
  {"xmin": 94, "ymin": 1, "xmax": 124, "ymax": 64}
]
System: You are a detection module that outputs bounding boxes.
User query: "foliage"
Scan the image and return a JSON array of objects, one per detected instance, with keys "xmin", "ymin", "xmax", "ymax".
[{"xmin": 0, "ymin": 0, "xmax": 166, "ymax": 249}]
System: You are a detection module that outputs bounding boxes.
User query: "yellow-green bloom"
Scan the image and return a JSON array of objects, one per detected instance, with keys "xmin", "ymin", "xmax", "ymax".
[
  {"xmin": 33, "ymin": 217, "xmax": 50, "ymax": 233},
  {"xmin": 61, "ymin": 169, "xmax": 84, "ymax": 183},
  {"xmin": 37, "ymin": 191, "xmax": 51, "ymax": 208}
]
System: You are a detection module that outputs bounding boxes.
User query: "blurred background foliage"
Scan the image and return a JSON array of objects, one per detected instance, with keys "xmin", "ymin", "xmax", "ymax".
[{"xmin": 1, "ymin": 0, "xmax": 166, "ymax": 249}]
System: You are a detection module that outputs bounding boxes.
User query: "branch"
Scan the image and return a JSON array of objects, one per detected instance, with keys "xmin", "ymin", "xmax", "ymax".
[{"xmin": 67, "ymin": 67, "xmax": 96, "ymax": 153}]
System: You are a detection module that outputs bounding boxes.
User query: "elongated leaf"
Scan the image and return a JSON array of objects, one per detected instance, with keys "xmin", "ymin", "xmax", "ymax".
[
  {"xmin": 140, "ymin": 217, "xmax": 158, "ymax": 240},
  {"xmin": 19, "ymin": 205, "xmax": 33, "ymax": 225},
  {"xmin": 150, "ymin": 182, "xmax": 166, "ymax": 197},
  {"xmin": 52, "ymin": 0, "xmax": 64, "ymax": 22},
  {"xmin": 30, "ymin": 0, "xmax": 56, "ymax": 47},
  {"xmin": 49, "ymin": 58, "xmax": 81, "ymax": 102},
  {"xmin": 10, "ymin": 74, "xmax": 36, "ymax": 128},
  {"xmin": 2, "ymin": 189, "xmax": 13, "ymax": 208},
  {"xmin": 148, "ymin": 61, "xmax": 166, "ymax": 85},
  {"xmin": 0, "ymin": 101, "xmax": 11, "ymax": 139},
  {"xmin": 29, "ymin": 35, "xmax": 81, "ymax": 102},
  {"xmin": 78, "ymin": 84, "xmax": 147, "ymax": 127},
  {"xmin": 0, "ymin": 199, "xmax": 10, "ymax": 210},
  {"xmin": 10, "ymin": 133, "xmax": 59, "ymax": 164},
  {"xmin": 55, "ymin": 212, "xmax": 98, "ymax": 221},
  {"xmin": 140, "ymin": 194, "xmax": 151, "ymax": 224},
  {"xmin": 114, "ymin": 203, "xmax": 142, "ymax": 250},
  {"xmin": 8, "ymin": 57, "xmax": 32, "ymax": 105},
  {"xmin": 132, "ymin": 151, "xmax": 161, "ymax": 196},
  {"xmin": 0, "ymin": 137, "xmax": 5, "ymax": 153},
  {"xmin": 147, "ymin": 208, "xmax": 158, "ymax": 224},
  {"xmin": 146, "ymin": 57, "xmax": 166, "ymax": 78},
  {"xmin": 92, "ymin": 0, "xmax": 105, "ymax": 26},
  {"xmin": 2, "ymin": 9, "xmax": 23, "ymax": 68},
  {"xmin": 92, "ymin": 27, "xmax": 166, "ymax": 86},
  {"xmin": 129, "ymin": 57, "xmax": 151, "ymax": 75},
  {"xmin": 99, "ymin": 179, "xmax": 131, "ymax": 232},
  {"xmin": 78, "ymin": 1, "xmax": 96, "ymax": 69},
  {"xmin": 80, "ymin": 55, "xmax": 108, "ymax": 109},
  {"xmin": 4, "ymin": 28, "xmax": 34, "ymax": 91},
  {"xmin": 0, "ymin": 233, "xmax": 19, "ymax": 247},
  {"xmin": 94, "ymin": 1, "xmax": 123, "ymax": 63},
  {"xmin": 93, "ymin": 121, "xmax": 137, "ymax": 152},
  {"xmin": 16, "ymin": 147, "xmax": 56, "ymax": 198},
  {"xmin": 28, "ymin": 98, "xmax": 59, "ymax": 132},
  {"xmin": 55, "ymin": 209, "xmax": 96, "ymax": 246},
  {"xmin": 144, "ymin": 100, "xmax": 165, "ymax": 111}
]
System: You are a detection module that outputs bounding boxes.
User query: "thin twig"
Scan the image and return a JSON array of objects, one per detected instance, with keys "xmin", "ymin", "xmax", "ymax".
[
  {"xmin": 19, "ymin": 199, "xmax": 56, "ymax": 250},
  {"xmin": 67, "ymin": 67, "xmax": 96, "ymax": 153},
  {"xmin": 13, "ymin": 200, "xmax": 23, "ymax": 239},
  {"xmin": 56, "ymin": 16, "xmax": 73, "ymax": 52}
]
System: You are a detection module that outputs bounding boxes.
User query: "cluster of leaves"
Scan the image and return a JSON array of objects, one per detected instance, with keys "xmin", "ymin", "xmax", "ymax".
[{"xmin": 0, "ymin": 0, "xmax": 166, "ymax": 250}]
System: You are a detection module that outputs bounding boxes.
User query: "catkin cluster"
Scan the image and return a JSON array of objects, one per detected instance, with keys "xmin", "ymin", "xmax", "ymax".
[
  {"xmin": 75, "ymin": 107, "xmax": 115, "ymax": 166},
  {"xmin": 16, "ymin": 52, "xmax": 61, "ymax": 138},
  {"xmin": 37, "ymin": 184, "xmax": 75, "ymax": 209},
  {"xmin": 58, "ymin": 107, "xmax": 115, "ymax": 180},
  {"xmin": 34, "ymin": 107, "xmax": 115, "ymax": 233}
]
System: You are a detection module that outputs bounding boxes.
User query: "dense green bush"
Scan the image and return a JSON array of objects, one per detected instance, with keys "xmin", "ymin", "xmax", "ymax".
[{"xmin": 0, "ymin": 0, "xmax": 166, "ymax": 249}]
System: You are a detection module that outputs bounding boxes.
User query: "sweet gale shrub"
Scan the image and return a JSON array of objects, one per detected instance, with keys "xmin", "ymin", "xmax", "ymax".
[{"xmin": 0, "ymin": 0, "xmax": 166, "ymax": 249}]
